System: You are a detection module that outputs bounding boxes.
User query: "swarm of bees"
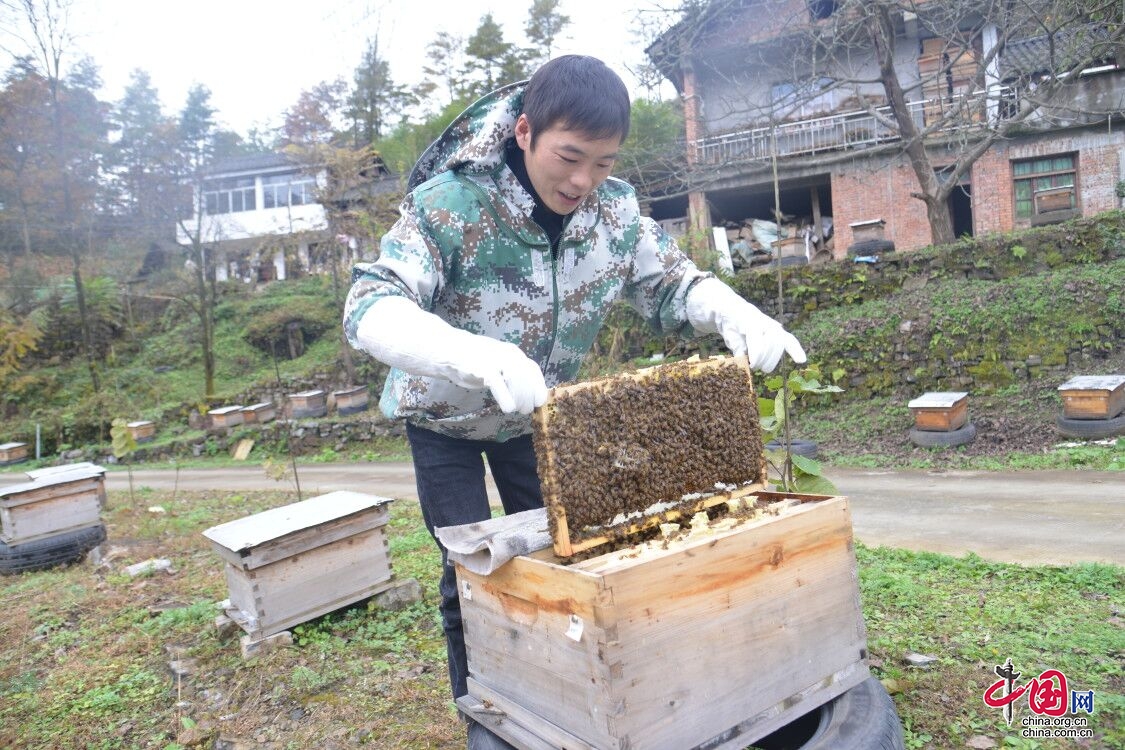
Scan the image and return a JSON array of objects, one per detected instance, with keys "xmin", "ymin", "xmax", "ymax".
[{"xmin": 533, "ymin": 357, "xmax": 766, "ymax": 547}]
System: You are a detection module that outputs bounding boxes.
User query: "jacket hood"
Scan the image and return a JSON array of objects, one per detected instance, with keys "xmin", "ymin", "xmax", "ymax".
[{"xmin": 408, "ymin": 81, "xmax": 527, "ymax": 191}]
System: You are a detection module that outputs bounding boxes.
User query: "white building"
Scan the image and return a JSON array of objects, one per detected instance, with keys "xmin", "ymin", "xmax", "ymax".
[{"xmin": 175, "ymin": 152, "xmax": 330, "ymax": 283}]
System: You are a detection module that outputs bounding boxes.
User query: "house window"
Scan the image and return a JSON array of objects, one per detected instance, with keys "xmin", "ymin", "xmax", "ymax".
[
  {"xmin": 262, "ymin": 172, "xmax": 317, "ymax": 209},
  {"xmin": 203, "ymin": 177, "xmax": 255, "ymax": 215},
  {"xmin": 771, "ymin": 77, "xmax": 838, "ymax": 119},
  {"xmin": 1012, "ymin": 155, "xmax": 1077, "ymax": 221}
]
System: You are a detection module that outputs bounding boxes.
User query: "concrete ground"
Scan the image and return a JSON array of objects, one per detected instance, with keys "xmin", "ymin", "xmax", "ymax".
[{"xmin": 3, "ymin": 462, "xmax": 1116, "ymax": 567}]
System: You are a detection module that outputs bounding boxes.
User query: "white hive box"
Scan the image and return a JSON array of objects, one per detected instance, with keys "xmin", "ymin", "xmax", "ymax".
[
  {"xmin": 0, "ymin": 466, "xmax": 107, "ymax": 544},
  {"xmin": 202, "ymin": 491, "xmax": 395, "ymax": 640}
]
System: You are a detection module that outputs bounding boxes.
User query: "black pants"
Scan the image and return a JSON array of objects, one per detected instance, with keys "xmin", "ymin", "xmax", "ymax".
[{"xmin": 405, "ymin": 422, "xmax": 544, "ymax": 699}]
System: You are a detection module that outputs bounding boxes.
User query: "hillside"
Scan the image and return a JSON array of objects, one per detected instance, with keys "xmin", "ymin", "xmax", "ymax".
[{"xmin": 1, "ymin": 212, "xmax": 1123, "ymax": 470}]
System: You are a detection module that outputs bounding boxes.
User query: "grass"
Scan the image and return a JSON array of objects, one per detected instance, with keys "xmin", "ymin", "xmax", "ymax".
[{"xmin": 1, "ymin": 488, "xmax": 1120, "ymax": 749}]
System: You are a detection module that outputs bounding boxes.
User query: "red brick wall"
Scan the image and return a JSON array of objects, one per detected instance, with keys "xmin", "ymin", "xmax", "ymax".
[
  {"xmin": 829, "ymin": 159, "xmax": 933, "ymax": 256},
  {"xmin": 828, "ymin": 128, "xmax": 1124, "ymax": 254}
]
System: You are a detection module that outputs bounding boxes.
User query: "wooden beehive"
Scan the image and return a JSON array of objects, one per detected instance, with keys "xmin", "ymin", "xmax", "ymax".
[
  {"xmin": 533, "ymin": 356, "xmax": 766, "ymax": 557},
  {"xmin": 202, "ymin": 491, "xmax": 395, "ymax": 640},
  {"xmin": 456, "ymin": 491, "xmax": 869, "ymax": 750},
  {"xmin": 0, "ymin": 467, "xmax": 107, "ymax": 544},
  {"xmin": 457, "ymin": 356, "xmax": 870, "ymax": 749},
  {"xmin": 1057, "ymin": 375, "xmax": 1125, "ymax": 419},
  {"xmin": 240, "ymin": 402, "xmax": 277, "ymax": 424},
  {"xmin": 127, "ymin": 420, "xmax": 156, "ymax": 443},
  {"xmin": 208, "ymin": 405, "xmax": 245, "ymax": 430},
  {"xmin": 0, "ymin": 442, "xmax": 29, "ymax": 466},
  {"xmin": 288, "ymin": 389, "xmax": 327, "ymax": 419},
  {"xmin": 333, "ymin": 386, "xmax": 369, "ymax": 416},
  {"xmin": 908, "ymin": 391, "xmax": 969, "ymax": 432}
]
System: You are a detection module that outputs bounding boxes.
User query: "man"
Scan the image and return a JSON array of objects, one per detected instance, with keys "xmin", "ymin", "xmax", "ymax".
[{"xmin": 344, "ymin": 55, "xmax": 805, "ymax": 749}]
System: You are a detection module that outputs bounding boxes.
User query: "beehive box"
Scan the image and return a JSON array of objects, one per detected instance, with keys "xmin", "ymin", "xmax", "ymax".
[
  {"xmin": 0, "ymin": 442, "xmax": 29, "ymax": 466},
  {"xmin": 288, "ymin": 389, "xmax": 327, "ymax": 419},
  {"xmin": 127, "ymin": 420, "xmax": 156, "ymax": 443},
  {"xmin": 1057, "ymin": 375, "xmax": 1125, "ymax": 419},
  {"xmin": 333, "ymin": 386, "xmax": 369, "ymax": 416},
  {"xmin": 241, "ymin": 402, "xmax": 277, "ymax": 424},
  {"xmin": 908, "ymin": 391, "xmax": 969, "ymax": 432},
  {"xmin": 456, "ymin": 356, "xmax": 870, "ymax": 749},
  {"xmin": 208, "ymin": 405, "xmax": 245, "ymax": 429},
  {"xmin": 0, "ymin": 467, "xmax": 107, "ymax": 544},
  {"xmin": 202, "ymin": 491, "xmax": 395, "ymax": 640}
]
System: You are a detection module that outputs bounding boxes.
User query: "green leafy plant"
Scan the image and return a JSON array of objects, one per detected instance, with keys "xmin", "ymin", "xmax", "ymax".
[
  {"xmin": 759, "ymin": 363, "xmax": 843, "ymax": 493},
  {"xmin": 110, "ymin": 418, "xmax": 139, "ymax": 502}
]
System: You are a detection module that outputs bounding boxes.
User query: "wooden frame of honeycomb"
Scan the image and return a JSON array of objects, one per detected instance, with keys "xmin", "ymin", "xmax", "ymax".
[{"xmin": 532, "ymin": 355, "xmax": 768, "ymax": 557}]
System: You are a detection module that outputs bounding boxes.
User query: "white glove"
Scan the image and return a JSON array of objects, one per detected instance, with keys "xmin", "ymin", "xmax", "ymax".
[
  {"xmin": 354, "ymin": 296, "xmax": 548, "ymax": 415},
  {"xmin": 686, "ymin": 278, "xmax": 807, "ymax": 373}
]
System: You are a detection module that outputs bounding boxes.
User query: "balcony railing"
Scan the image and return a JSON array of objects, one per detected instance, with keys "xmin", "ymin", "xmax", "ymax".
[{"xmin": 690, "ymin": 88, "xmax": 1010, "ymax": 166}]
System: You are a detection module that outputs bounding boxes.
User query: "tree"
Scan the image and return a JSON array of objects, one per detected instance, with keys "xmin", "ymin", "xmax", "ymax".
[
  {"xmin": 5, "ymin": 0, "xmax": 110, "ymax": 394},
  {"xmin": 464, "ymin": 13, "xmax": 514, "ymax": 96},
  {"xmin": 109, "ymin": 69, "xmax": 180, "ymax": 239},
  {"xmin": 284, "ymin": 78, "xmax": 348, "ymax": 147},
  {"xmin": 174, "ymin": 83, "xmax": 221, "ymax": 400},
  {"xmin": 349, "ymin": 38, "xmax": 408, "ymax": 144},
  {"xmin": 524, "ymin": 0, "xmax": 570, "ymax": 64},
  {"xmin": 421, "ymin": 31, "xmax": 467, "ymax": 107}
]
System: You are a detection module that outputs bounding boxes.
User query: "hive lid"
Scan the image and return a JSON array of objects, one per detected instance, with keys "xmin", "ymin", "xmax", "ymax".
[
  {"xmin": 26, "ymin": 462, "xmax": 106, "ymax": 481},
  {"xmin": 908, "ymin": 392, "xmax": 968, "ymax": 409},
  {"xmin": 290, "ymin": 389, "xmax": 325, "ymax": 398},
  {"xmin": 201, "ymin": 491, "xmax": 393, "ymax": 553},
  {"xmin": 1057, "ymin": 375, "xmax": 1125, "ymax": 392},
  {"xmin": 532, "ymin": 355, "xmax": 767, "ymax": 557},
  {"xmin": 209, "ymin": 405, "xmax": 245, "ymax": 415},
  {"xmin": 1, "ymin": 466, "xmax": 105, "ymax": 498},
  {"xmin": 0, "ymin": 442, "xmax": 27, "ymax": 450}
]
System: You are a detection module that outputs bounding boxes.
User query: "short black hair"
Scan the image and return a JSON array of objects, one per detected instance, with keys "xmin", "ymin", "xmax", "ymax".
[{"xmin": 522, "ymin": 55, "xmax": 631, "ymax": 148}]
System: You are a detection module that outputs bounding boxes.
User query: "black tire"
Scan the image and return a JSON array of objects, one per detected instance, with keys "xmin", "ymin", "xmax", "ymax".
[
  {"xmin": 1056, "ymin": 413, "xmax": 1125, "ymax": 439},
  {"xmin": 908, "ymin": 422, "xmax": 977, "ymax": 448},
  {"xmin": 765, "ymin": 439, "xmax": 819, "ymax": 459},
  {"xmin": 847, "ymin": 239, "xmax": 896, "ymax": 256},
  {"xmin": 750, "ymin": 677, "xmax": 905, "ymax": 750},
  {"xmin": 0, "ymin": 524, "xmax": 106, "ymax": 575}
]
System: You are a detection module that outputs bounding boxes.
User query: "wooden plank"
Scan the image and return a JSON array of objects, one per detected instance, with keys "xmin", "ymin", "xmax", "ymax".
[
  {"xmin": 461, "ymin": 682, "xmax": 603, "ymax": 750},
  {"xmin": 455, "ymin": 493, "xmax": 870, "ymax": 750},
  {"xmin": 0, "ymin": 475, "xmax": 105, "ymax": 544},
  {"xmin": 224, "ymin": 525, "xmax": 393, "ymax": 637}
]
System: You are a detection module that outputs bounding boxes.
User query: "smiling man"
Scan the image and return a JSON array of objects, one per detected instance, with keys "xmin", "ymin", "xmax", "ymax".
[{"xmin": 343, "ymin": 55, "xmax": 804, "ymax": 750}]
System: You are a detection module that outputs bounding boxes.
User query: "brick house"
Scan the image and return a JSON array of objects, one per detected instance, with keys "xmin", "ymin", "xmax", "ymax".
[{"xmin": 645, "ymin": 0, "xmax": 1125, "ymax": 258}]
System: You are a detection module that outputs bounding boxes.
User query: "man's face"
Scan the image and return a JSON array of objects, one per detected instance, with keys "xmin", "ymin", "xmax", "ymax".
[{"xmin": 513, "ymin": 114, "xmax": 621, "ymax": 215}]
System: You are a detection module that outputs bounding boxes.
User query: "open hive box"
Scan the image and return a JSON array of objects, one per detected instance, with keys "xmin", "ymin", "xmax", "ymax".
[{"xmin": 455, "ymin": 356, "xmax": 870, "ymax": 750}]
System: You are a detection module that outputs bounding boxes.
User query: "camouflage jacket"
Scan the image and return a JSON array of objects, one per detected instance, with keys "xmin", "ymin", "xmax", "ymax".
[{"xmin": 344, "ymin": 82, "xmax": 710, "ymax": 441}]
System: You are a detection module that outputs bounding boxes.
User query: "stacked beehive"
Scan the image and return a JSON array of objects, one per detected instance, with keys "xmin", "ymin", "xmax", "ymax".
[{"xmin": 455, "ymin": 355, "xmax": 870, "ymax": 750}]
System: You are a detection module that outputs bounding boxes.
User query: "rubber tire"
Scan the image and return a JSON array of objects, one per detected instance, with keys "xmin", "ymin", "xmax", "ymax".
[
  {"xmin": 751, "ymin": 677, "xmax": 905, "ymax": 750},
  {"xmin": 0, "ymin": 524, "xmax": 106, "ymax": 575},
  {"xmin": 847, "ymin": 239, "xmax": 896, "ymax": 256},
  {"xmin": 1056, "ymin": 413, "xmax": 1125, "ymax": 439},
  {"xmin": 908, "ymin": 422, "xmax": 976, "ymax": 448},
  {"xmin": 765, "ymin": 439, "xmax": 819, "ymax": 460}
]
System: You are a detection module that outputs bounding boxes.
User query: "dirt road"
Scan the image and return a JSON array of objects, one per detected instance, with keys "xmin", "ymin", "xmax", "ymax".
[{"xmin": 28, "ymin": 462, "xmax": 1114, "ymax": 567}]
